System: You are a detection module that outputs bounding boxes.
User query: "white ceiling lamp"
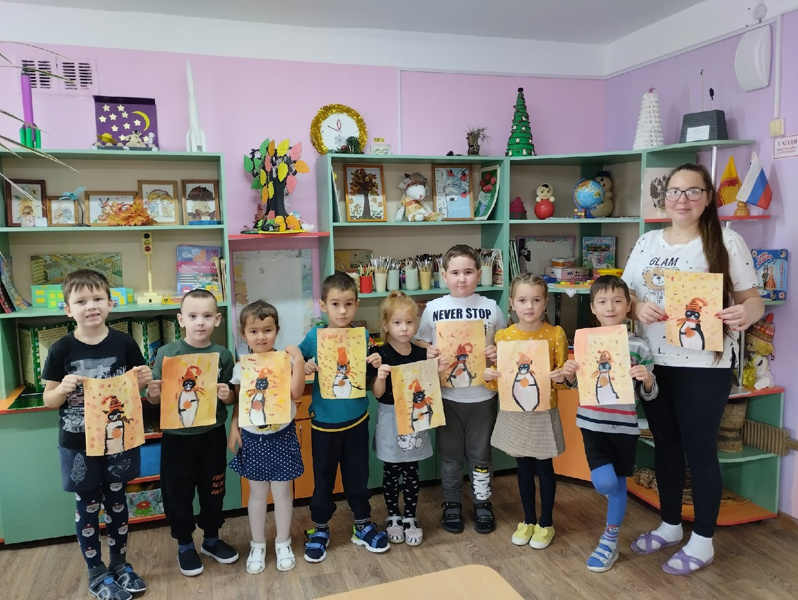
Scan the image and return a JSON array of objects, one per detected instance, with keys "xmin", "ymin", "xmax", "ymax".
[{"xmin": 734, "ymin": 3, "xmax": 771, "ymax": 92}]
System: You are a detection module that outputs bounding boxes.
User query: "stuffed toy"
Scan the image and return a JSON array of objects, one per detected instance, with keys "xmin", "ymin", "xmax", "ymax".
[
  {"xmin": 534, "ymin": 183, "xmax": 555, "ymax": 220},
  {"xmin": 590, "ymin": 170, "xmax": 614, "ymax": 218},
  {"xmin": 396, "ymin": 172, "xmax": 440, "ymax": 222}
]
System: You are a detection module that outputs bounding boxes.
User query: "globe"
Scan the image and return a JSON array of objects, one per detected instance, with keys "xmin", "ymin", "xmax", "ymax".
[{"xmin": 573, "ymin": 179, "xmax": 604, "ymax": 210}]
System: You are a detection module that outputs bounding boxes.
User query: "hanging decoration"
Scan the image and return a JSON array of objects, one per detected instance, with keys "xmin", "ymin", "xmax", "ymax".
[{"xmin": 310, "ymin": 104, "xmax": 368, "ymax": 155}]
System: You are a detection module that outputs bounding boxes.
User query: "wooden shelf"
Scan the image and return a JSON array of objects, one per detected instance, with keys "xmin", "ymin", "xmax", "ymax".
[
  {"xmin": 639, "ymin": 437, "xmax": 778, "ymax": 463},
  {"xmin": 0, "ymin": 149, "xmax": 224, "ymax": 162},
  {"xmin": 627, "ymin": 479, "xmax": 777, "ymax": 525},
  {"xmin": 645, "ymin": 215, "xmax": 770, "ymax": 223},
  {"xmin": 129, "ymin": 475, "xmax": 160, "ymax": 485},
  {"xmin": 357, "ymin": 285, "xmax": 501, "ymax": 299},
  {"xmin": 511, "ymin": 217, "xmax": 640, "ymax": 225},
  {"xmin": 728, "ymin": 385, "xmax": 784, "ymax": 399},
  {"xmin": 228, "ymin": 232, "xmax": 329, "ymax": 240},
  {"xmin": 0, "ymin": 224, "xmax": 225, "ymax": 233},
  {"xmin": 332, "ymin": 220, "xmax": 498, "ymax": 228},
  {"xmin": 144, "ymin": 432, "xmax": 163, "ymax": 440},
  {"xmin": 0, "ymin": 300, "xmax": 230, "ymax": 320}
]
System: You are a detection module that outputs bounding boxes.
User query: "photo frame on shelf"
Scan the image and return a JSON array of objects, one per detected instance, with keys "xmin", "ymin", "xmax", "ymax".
[
  {"xmin": 4, "ymin": 179, "xmax": 47, "ymax": 227},
  {"xmin": 45, "ymin": 196, "xmax": 79, "ymax": 226},
  {"xmin": 517, "ymin": 235, "xmax": 576, "ymax": 275},
  {"xmin": 433, "ymin": 165, "xmax": 474, "ymax": 221},
  {"xmin": 182, "ymin": 180, "xmax": 220, "ymax": 224},
  {"xmin": 84, "ymin": 192, "xmax": 137, "ymax": 226},
  {"xmin": 641, "ymin": 167, "xmax": 672, "ymax": 220},
  {"xmin": 474, "ymin": 166, "xmax": 500, "ymax": 221},
  {"xmin": 138, "ymin": 180, "xmax": 180, "ymax": 225},
  {"xmin": 343, "ymin": 165, "xmax": 386, "ymax": 222}
]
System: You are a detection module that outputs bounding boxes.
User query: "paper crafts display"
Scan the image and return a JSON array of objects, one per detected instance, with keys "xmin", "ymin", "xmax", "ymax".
[
  {"xmin": 237, "ymin": 352, "xmax": 292, "ymax": 427},
  {"xmin": 497, "ymin": 340, "xmax": 552, "ymax": 412},
  {"xmin": 317, "ymin": 328, "xmax": 366, "ymax": 399},
  {"xmin": 83, "ymin": 369, "xmax": 144, "ymax": 457},
  {"xmin": 665, "ymin": 271, "xmax": 724, "ymax": 352},
  {"xmin": 160, "ymin": 353, "xmax": 220, "ymax": 429},
  {"xmin": 436, "ymin": 320, "xmax": 486, "ymax": 388},
  {"xmin": 391, "ymin": 358, "xmax": 446, "ymax": 435},
  {"xmin": 573, "ymin": 325, "xmax": 634, "ymax": 406}
]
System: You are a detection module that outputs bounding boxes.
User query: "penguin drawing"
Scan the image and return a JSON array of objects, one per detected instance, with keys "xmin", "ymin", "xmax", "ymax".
[
  {"xmin": 332, "ymin": 347, "xmax": 353, "ymax": 398},
  {"xmin": 247, "ymin": 366, "xmax": 270, "ymax": 426},
  {"xmin": 178, "ymin": 365, "xmax": 203, "ymax": 427},
  {"xmin": 447, "ymin": 342, "xmax": 476, "ymax": 387},
  {"xmin": 409, "ymin": 379, "xmax": 434, "ymax": 432},
  {"xmin": 102, "ymin": 395, "xmax": 130, "ymax": 455},
  {"xmin": 512, "ymin": 352, "xmax": 540, "ymax": 411},
  {"xmin": 677, "ymin": 297, "xmax": 708, "ymax": 350},
  {"xmin": 592, "ymin": 350, "xmax": 620, "ymax": 405}
]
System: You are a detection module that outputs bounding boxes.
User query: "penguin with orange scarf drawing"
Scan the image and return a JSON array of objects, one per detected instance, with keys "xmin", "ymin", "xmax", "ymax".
[
  {"xmin": 102, "ymin": 395, "xmax": 131, "ymax": 455},
  {"xmin": 512, "ymin": 352, "xmax": 540, "ymax": 411},
  {"xmin": 409, "ymin": 379, "xmax": 434, "ymax": 432},
  {"xmin": 333, "ymin": 346, "xmax": 363, "ymax": 398},
  {"xmin": 247, "ymin": 365, "xmax": 271, "ymax": 426},
  {"xmin": 677, "ymin": 297, "xmax": 708, "ymax": 350},
  {"xmin": 446, "ymin": 342, "xmax": 476, "ymax": 387},
  {"xmin": 592, "ymin": 350, "xmax": 620, "ymax": 405},
  {"xmin": 178, "ymin": 365, "xmax": 204, "ymax": 427}
]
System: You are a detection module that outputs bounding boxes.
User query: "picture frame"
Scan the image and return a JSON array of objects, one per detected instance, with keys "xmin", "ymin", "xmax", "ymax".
[
  {"xmin": 517, "ymin": 235, "xmax": 576, "ymax": 275},
  {"xmin": 474, "ymin": 165, "xmax": 500, "ymax": 220},
  {"xmin": 138, "ymin": 180, "xmax": 180, "ymax": 225},
  {"xmin": 84, "ymin": 191, "xmax": 137, "ymax": 226},
  {"xmin": 182, "ymin": 180, "xmax": 220, "ymax": 224},
  {"xmin": 4, "ymin": 179, "xmax": 47, "ymax": 227},
  {"xmin": 45, "ymin": 196, "xmax": 79, "ymax": 226},
  {"xmin": 433, "ymin": 166, "xmax": 474, "ymax": 221},
  {"xmin": 343, "ymin": 165, "xmax": 386, "ymax": 222}
]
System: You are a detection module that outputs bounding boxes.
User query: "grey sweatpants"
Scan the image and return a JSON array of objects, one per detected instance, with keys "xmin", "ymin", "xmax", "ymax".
[{"xmin": 437, "ymin": 396, "xmax": 498, "ymax": 503}]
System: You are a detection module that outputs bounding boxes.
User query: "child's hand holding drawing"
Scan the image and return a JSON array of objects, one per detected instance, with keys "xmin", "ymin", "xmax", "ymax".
[
  {"xmin": 146, "ymin": 379, "xmax": 162, "ymax": 403},
  {"xmin": 217, "ymin": 383, "xmax": 232, "ymax": 404},
  {"xmin": 133, "ymin": 365, "xmax": 153, "ymax": 390}
]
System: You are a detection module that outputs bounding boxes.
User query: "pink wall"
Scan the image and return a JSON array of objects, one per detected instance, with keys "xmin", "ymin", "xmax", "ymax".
[{"xmin": 606, "ymin": 13, "xmax": 798, "ymax": 517}]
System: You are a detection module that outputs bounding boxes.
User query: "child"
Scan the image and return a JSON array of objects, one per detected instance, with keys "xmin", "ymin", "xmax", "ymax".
[
  {"xmin": 147, "ymin": 289, "xmax": 237, "ymax": 577},
  {"xmin": 373, "ymin": 291, "xmax": 445, "ymax": 546},
  {"xmin": 227, "ymin": 300, "xmax": 306, "ymax": 573},
  {"xmin": 562, "ymin": 275, "xmax": 658, "ymax": 572},
  {"xmin": 42, "ymin": 269, "xmax": 152, "ymax": 600},
  {"xmin": 416, "ymin": 245, "xmax": 506, "ymax": 534},
  {"xmin": 299, "ymin": 271, "xmax": 386, "ymax": 562},
  {"xmin": 484, "ymin": 273, "xmax": 568, "ymax": 550}
]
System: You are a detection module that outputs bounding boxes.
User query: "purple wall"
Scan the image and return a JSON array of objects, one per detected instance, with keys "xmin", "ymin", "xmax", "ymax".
[{"xmin": 606, "ymin": 12, "xmax": 798, "ymax": 516}]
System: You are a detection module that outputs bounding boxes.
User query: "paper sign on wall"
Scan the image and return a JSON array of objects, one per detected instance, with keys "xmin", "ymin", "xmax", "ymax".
[
  {"xmin": 497, "ymin": 340, "xmax": 551, "ymax": 412},
  {"xmin": 665, "ymin": 271, "xmax": 724, "ymax": 352},
  {"xmin": 436, "ymin": 320, "xmax": 486, "ymax": 388},
  {"xmin": 318, "ymin": 328, "xmax": 366, "ymax": 399},
  {"xmin": 238, "ymin": 352, "xmax": 292, "ymax": 427},
  {"xmin": 83, "ymin": 369, "xmax": 144, "ymax": 457},
  {"xmin": 160, "ymin": 353, "xmax": 220, "ymax": 429},
  {"xmin": 391, "ymin": 358, "xmax": 445, "ymax": 434},
  {"xmin": 573, "ymin": 325, "xmax": 634, "ymax": 406}
]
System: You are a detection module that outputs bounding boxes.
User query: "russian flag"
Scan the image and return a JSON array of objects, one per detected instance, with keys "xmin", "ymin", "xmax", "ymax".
[{"xmin": 736, "ymin": 151, "xmax": 772, "ymax": 209}]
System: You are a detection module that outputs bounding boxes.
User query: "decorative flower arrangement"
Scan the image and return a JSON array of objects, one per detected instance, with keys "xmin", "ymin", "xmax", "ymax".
[
  {"xmin": 105, "ymin": 196, "xmax": 157, "ymax": 226},
  {"xmin": 243, "ymin": 138, "xmax": 309, "ymax": 220}
]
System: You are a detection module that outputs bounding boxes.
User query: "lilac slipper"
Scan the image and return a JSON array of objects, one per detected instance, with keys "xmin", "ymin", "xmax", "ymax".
[
  {"xmin": 630, "ymin": 531, "xmax": 681, "ymax": 555},
  {"xmin": 662, "ymin": 548, "xmax": 714, "ymax": 575}
]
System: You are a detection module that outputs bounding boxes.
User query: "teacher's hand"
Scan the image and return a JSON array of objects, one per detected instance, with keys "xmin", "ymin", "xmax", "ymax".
[
  {"xmin": 636, "ymin": 301, "xmax": 668, "ymax": 324},
  {"xmin": 717, "ymin": 304, "xmax": 759, "ymax": 332}
]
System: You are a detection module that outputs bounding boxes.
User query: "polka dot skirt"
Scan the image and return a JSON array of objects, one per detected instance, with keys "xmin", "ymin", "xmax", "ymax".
[{"xmin": 228, "ymin": 422, "xmax": 304, "ymax": 482}]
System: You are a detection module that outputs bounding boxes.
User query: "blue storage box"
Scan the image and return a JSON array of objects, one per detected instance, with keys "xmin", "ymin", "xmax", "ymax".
[{"xmin": 140, "ymin": 443, "xmax": 161, "ymax": 477}]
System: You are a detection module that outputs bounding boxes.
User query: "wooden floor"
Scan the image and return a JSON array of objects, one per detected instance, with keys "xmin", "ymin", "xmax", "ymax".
[{"xmin": 2, "ymin": 473, "xmax": 798, "ymax": 600}]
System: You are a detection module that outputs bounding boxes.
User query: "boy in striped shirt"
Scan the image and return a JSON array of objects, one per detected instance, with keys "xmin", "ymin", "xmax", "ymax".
[{"xmin": 562, "ymin": 275, "xmax": 658, "ymax": 573}]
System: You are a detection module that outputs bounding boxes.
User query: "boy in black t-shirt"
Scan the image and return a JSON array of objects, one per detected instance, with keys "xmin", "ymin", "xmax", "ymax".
[{"xmin": 43, "ymin": 270, "xmax": 153, "ymax": 600}]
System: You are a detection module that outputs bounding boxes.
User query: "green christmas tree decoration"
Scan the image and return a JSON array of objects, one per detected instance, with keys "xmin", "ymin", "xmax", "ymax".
[{"xmin": 505, "ymin": 87, "xmax": 536, "ymax": 157}]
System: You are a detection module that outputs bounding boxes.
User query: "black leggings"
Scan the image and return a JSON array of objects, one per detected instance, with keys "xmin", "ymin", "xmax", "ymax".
[
  {"xmin": 383, "ymin": 462, "xmax": 420, "ymax": 519},
  {"xmin": 643, "ymin": 365, "xmax": 731, "ymax": 537},
  {"xmin": 516, "ymin": 457, "xmax": 556, "ymax": 527}
]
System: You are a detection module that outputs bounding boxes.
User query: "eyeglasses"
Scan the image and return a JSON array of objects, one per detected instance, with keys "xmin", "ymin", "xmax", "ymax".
[{"xmin": 664, "ymin": 187, "xmax": 707, "ymax": 202}]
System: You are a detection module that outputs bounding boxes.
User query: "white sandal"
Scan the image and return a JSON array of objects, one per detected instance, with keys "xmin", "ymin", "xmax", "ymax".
[
  {"xmin": 403, "ymin": 517, "xmax": 423, "ymax": 547},
  {"xmin": 246, "ymin": 541, "xmax": 266, "ymax": 574},
  {"xmin": 275, "ymin": 538, "xmax": 296, "ymax": 572},
  {"xmin": 386, "ymin": 516, "xmax": 405, "ymax": 544}
]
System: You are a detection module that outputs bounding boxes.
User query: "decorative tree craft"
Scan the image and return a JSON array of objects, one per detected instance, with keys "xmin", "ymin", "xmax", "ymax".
[
  {"xmin": 348, "ymin": 168, "xmax": 379, "ymax": 220},
  {"xmin": 505, "ymin": 88, "xmax": 536, "ymax": 157},
  {"xmin": 243, "ymin": 138, "xmax": 309, "ymax": 219},
  {"xmin": 633, "ymin": 88, "xmax": 665, "ymax": 150}
]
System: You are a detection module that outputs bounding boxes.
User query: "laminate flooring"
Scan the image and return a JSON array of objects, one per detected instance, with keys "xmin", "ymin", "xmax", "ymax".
[{"xmin": 2, "ymin": 474, "xmax": 797, "ymax": 600}]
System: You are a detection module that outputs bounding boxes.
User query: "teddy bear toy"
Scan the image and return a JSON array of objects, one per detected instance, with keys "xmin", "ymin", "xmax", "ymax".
[
  {"xmin": 534, "ymin": 183, "xmax": 555, "ymax": 220},
  {"xmin": 590, "ymin": 170, "xmax": 614, "ymax": 218},
  {"xmin": 396, "ymin": 172, "xmax": 440, "ymax": 222}
]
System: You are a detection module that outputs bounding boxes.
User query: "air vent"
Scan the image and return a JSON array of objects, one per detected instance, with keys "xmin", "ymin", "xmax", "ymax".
[
  {"xmin": 18, "ymin": 56, "xmax": 97, "ymax": 94},
  {"xmin": 61, "ymin": 60, "xmax": 96, "ymax": 92},
  {"xmin": 20, "ymin": 58, "xmax": 55, "ymax": 91}
]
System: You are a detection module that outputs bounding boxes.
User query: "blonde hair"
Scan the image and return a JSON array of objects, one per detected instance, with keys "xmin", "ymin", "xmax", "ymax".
[
  {"xmin": 379, "ymin": 291, "xmax": 419, "ymax": 335},
  {"xmin": 509, "ymin": 272, "xmax": 548, "ymax": 302}
]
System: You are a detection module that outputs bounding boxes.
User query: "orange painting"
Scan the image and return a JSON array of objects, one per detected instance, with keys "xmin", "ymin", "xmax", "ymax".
[
  {"xmin": 573, "ymin": 325, "xmax": 634, "ymax": 406},
  {"xmin": 665, "ymin": 271, "xmax": 724, "ymax": 352},
  {"xmin": 160, "ymin": 353, "xmax": 220, "ymax": 429},
  {"xmin": 83, "ymin": 369, "xmax": 144, "ymax": 457},
  {"xmin": 318, "ymin": 328, "xmax": 366, "ymax": 400},
  {"xmin": 436, "ymin": 320, "xmax": 486, "ymax": 388},
  {"xmin": 497, "ymin": 340, "xmax": 551, "ymax": 412},
  {"xmin": 391, "ymin": 358, "xmax": 445, "ymax": 435},
  {"xmin": 238, "ymin": 351, "xmax": 292, "ymax": 427}
]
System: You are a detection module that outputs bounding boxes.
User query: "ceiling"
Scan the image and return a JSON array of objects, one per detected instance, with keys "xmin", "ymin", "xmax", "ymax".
[{"xmin": 16, "ymin": 0, "xmax": 707, "ymax": 44}]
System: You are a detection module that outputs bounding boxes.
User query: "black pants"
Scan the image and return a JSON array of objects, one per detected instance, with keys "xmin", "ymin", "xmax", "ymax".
[
  {"xmin": 161, "ymin": 426, "xmax": 227, "ymax": 545},
  {"xmin": 309, "ymin": 416, "xmax": 371, "ymax": 524},
  {"xmin": 516, "ymin": 457, "xmax": 556, "ymax": 527},
  {"xmin": 643, "ymin": 366, "xmax": 731, "ymax": 537}
]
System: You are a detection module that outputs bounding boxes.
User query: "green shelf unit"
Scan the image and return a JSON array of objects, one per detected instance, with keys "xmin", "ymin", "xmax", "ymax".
[{"xmin": 0, "ymin": 300, "xmax": 231, "ymax": 320}]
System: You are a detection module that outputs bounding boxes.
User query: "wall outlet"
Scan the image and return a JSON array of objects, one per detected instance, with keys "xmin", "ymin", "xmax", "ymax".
[{"xmin": 770, "ymin": 118, "xmax": 785, "ymax": 137}]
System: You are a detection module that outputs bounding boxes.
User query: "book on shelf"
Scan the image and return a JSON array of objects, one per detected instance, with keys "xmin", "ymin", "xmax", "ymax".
[
  {"xmin": 751, "ymin": 249, "xmax": 787, "ymax": 301},
  {"xmin": 176, "ymin": 245, "xmax": 222, "ymax": 296},
  {"xmin": 582, "ymin": 236, "xmax": 616, "ymax": 269},
  {"xmin": 0, "ymin": 252, "xmax": 31, "ymax": 312}
]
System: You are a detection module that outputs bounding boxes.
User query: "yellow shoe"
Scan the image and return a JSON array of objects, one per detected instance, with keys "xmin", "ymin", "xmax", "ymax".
[
  {"xmin": 529, "ymin": 524, "xmax": 555, "ymax": 549},
  {"xmin": 511, "ymin": 522, "xmax": 535, "ymax": 546}
]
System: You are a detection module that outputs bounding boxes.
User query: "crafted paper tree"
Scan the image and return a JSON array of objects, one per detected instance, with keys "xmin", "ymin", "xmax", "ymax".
[
  {"xmin": 348, "ymin": 168, "xmax": 378, "ymax": 220},
  {"xmin": 505, "ymin": 88, "xmax": 536, "ymax": 157},
  {"xmin": 244, "ymin": 138, "xmax": 309, "ymax": 218},
  {"xmin": 633, "ymin": 88, "xmax": 665, "ymax": 150}
]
